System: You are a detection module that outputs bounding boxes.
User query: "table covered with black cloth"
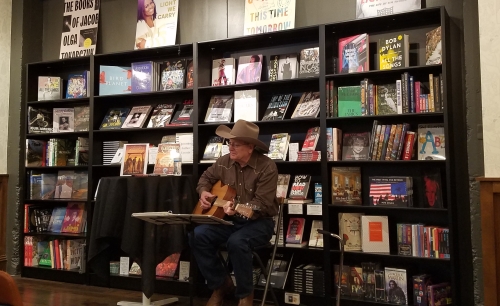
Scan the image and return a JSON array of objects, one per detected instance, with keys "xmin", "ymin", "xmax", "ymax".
[{"xmin": 88, "ymin": 175, "xmax": 196, "ymax": 298}]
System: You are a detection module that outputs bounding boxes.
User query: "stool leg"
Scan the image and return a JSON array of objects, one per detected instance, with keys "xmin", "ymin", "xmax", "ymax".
[{"xmin": 254, "ymin": 252, "xmax": 279, "ymax": 306}]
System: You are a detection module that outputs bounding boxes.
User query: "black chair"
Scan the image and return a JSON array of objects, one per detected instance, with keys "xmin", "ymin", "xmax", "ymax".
[{"xmin": 218, "ymin": 197, "xmax": 285, "ymax": 306}]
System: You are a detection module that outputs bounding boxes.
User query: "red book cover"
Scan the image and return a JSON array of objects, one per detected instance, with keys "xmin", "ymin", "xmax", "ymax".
[
  {"xmin": 402, "ymin": 131, "xmax": 416, "ymax": 160},
  {"xmin": 156, "ymin": 253, "xmax": 181, "ymax": 278},
  {"xmin": 61, "ymin": 202, "xmax": 85, "ymax": 233},
  {"xmin": 302, "ymin": 127, "xmax": 320, "ymax": 151},
  {"xmin": 285, "ymin": 217, "xmax": 305, "ymax": 244}
]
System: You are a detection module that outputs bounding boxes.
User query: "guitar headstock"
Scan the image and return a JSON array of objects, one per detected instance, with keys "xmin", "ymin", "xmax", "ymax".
[{"xmin": 234, "ymin": 203, "xmax": 260, "ymax": 219}]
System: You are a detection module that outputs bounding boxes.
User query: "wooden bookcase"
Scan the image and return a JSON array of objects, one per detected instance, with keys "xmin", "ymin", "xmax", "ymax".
[{"xmin": 20, "ymin": 6, "xmax": 473, "ymax": 305}]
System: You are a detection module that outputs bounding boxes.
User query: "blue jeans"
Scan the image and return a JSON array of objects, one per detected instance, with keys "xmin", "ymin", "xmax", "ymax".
[{"xmin": 189, "ymin": 217, "xmax": 274, "ymax": 298}]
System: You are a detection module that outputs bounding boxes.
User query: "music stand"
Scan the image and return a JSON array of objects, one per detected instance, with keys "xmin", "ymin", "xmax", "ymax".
[{"xmin": 117, "ymin": 212, "xmax": 233, "ymax": 306}]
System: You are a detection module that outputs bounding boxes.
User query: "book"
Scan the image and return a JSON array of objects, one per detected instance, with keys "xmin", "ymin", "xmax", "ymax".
[
  {"xmin": 291, "ymin": 92, "xmax": 320, "ymax": 118},
  {"xmin": 426, "ymin": 26, "xmax": 442, "ymax": 65},
  {"xmin": 47, "ymin": 207, "xmax": 67, "ymax": 233},
  {"xmin": 269, "ymin": 53, "xmax": 298, "ymax": 80},
  {"xmin": 153, "ymin": 143, "xmax": 181, "ymax": 175},
  {"xmin": 413, "ymin": 274, "xmax": 432, "ymax": 306},
  {"xmin": 170, "ymin": 100, "xmax": 194, "ymax": 126},
  {"xmin": 417, "ymin": 124, "xmax": 445, "ymax": 160},
  {"xmin": 212, "ymin": 58, "xmax": 235, "ymax": 86},
  {"xmin": 66, "ymin": 71, "xmax": 90, "ymax": 98},
  {"xmin": 54, "ymin": 171, "xmax": 75, "ymax": 199},
  {"xmin": 378, "ymin": 33, "xmax": 410, "ymax": 70},
  {"xmin": 276, "ymin": 174, "xmax": 291, "ymax": 198},
  {"xmin": 267, "ymin": 133, "xmax": 290, "ymax": 161},
  {"xmin": 26, "ymin": 140, "xmax": 46, "ymax": 167},
  {"xmin": 361, "ymin": 215, "xmax": 389, "ymax": 253},
  {"xmin": 308, "ymin": 220, "xmax": 323, "ymax": 248},
  {"xmin": 369, "ymin": 176, "xmax": 413, "ymax": 207},
  {"xmin": 356, "ymin": 0, "xmax": 421, "ymax": 19},
  {"xmin": 202, "ymin": 136, "xmax": 224, "ymax": 161},
  {"xmin": 98, "ymin": 65, "xmax": 132, "ymax": 95},
  {"xmin": 338, "ymin": 34, "xmax": 369, "ymax": 73},
  {"xmin": 302, "ymin": 127, "xmax": 320, "ymax": 151},
  {"xmin": 350, "ymin": 267, "xmax": 364, "ymax": 298},
  {"xmin": 236, "ymin": 54, "xmax": 263, "ymax": 84},
  {"xmin": 28, "ymin": 106, "xmax": 53, "ymax": 134},
  {"xmin": 261, "ymin": 94, "xmax": 292, "ymax": 121},
  {"xmin": 72, "ymin": 171, "xmax": 88, "ymax": 200},
  {"xmin": 289, "ymin": 175, "xmax": 311, "ymax": 200},
  {"xmin": 61, "ymin": 202, "xmax": 85, "ymax": 233},
  {"xmin": 376, "ymin": 84, "xmax": 398, "ymax": 114},
  {"xmin": 258, "ymin": 253, "xmax": 293, "ymax": 289},
  {"xmin": 99, "ymin": 108, "xmax": 130, "ymax": 130},
  {"xmin": 427, "ymin": 282, "xmax": 452, "ymax": 305},
  {"xmin": 204, "ymin": 95, "xmax": 234, "ymax": 123},
  {"xmin": 131, "ymin": 61, "xmax": 156, "ymax": 93},
  {"xmin": 74, "ymin": 106, "xmax": 90, "ymax": 132},
  {"xmin": 384, "ymin": 267, "xmax": 408, "ymax": 304},
  {"xmin": 160, "ymin": 59, "xmax": 185, "ymax": 90},
  {"xmin": 185, "ymin": 60, "xmax": 194, "ymax": 89},
  {"xmin": 121, "ymin": 105, "xmax": 153, "ymax": 129},
  {"xmin": 156, "ymin": 253, "xmax": 181, "ymax": 278},
  {"xmin": 147, "ymin": 104, "xmax": 176, "ymax": 128},
  {"xmin": 285, "ymin": 217, "xmax": 306, "ymax": 244},
  {"xmin": 234, "ymin": 89, "xmax": 259, "ymax": 122},
  {"xmin": 52, "ymin": 108, "xmax": 74, "ymax": 133},
  {"xmin": 342, "ymin": 132, "xmax": 370, "ymax": 160},
  {"xmin": 338, "ymin": 213, "xmax": 363, "ymax": 251},
  {"xmin": 338, "ymin": 86, "xmax": 362, "ymax": 117},
  {"xmin": 120, "ymin": 143, "xmax": 149, "ymax": 176},
  {"xmin": 38, "ymin": 76, "xmax": 62, "ymax": 101},
  {"xmin": 298, "ymin": 47, "xmax": 320, "ymax": 78},
  {"xmin": 421, "ymin": 171, "xmax": 443, "ymax": 208}
]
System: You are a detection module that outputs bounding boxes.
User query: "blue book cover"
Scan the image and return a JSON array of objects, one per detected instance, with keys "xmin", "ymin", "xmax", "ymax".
[
  {"xmin": 131, "ymin": 61, "xmax": 154, "ymax": 93},
  {"xmin": 48, "ymin": 207, "xmax": 67, "ymax": 233},
  {"xmin": 98, "ymin": 66, "xmax": 132, "ymax": 96},
  {"xmin": 66, "ymin": 71, "xmax": 89, "ymax": 99},
  {"xmin": 314, "ymin": 183, "xmax": 322, "ymax": 204},
  {"xmin": 41, "ymin": 173, "xmax": 57, "ymax": 200}
]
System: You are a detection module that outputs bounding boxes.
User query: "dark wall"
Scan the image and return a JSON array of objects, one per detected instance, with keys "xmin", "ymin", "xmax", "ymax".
[{"xmin": 9, "ymin": 0, "xmax": 484, "ymax": 303}]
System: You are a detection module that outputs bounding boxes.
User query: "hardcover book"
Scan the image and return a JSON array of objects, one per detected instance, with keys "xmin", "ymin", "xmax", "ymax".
[
  {"xmin": 202, "ymin": 136, "xmax": 224, "ymax": 161},
  {"xmin": 38, "ymin": 76, "xmax": 62, "ymax": 101},
  {"xmin": 338, "ymin": 34, "xmax": 369, "ymax": 73},
  {"xmin": 267, "ymin": 133, "xmax": 290, "ymax": 161},
  {"xmin": 234, "ymin": 89, "xmax": 259, "ymax": 122},
  {"xmin": 204, "ymin": 96, "xmax": 234, "ymax": 123},
  {"xmin": 156, "ymin": 253, "xmax": 181, "ymax": 278},
  {"xmin": 289, "ymin": 175, "xmax": 311, "ymax": 200},
  {"xmin": 185, "ymin": 60, "xmax": 194, "ymax": 89},
  {"xmin": 153, "ymin": 143, "xmax": 181, "ymax": 175},
  {"xmin": 384, "ymin": 267, "xmax": 408, "ymax": 305},
  {"xmin": 331, "ymin": 167, "xmax": 362, "ymax": 205},
  {"xmin": 361, "ymin": 215, "xmax": 389, "ymax": 253},
  {"xmin": 99, "ymin": 108, "xmax": 130, "ymax": 130},
  {"xmin": 147, "ymin": 104, "xmax": 176, "ymax": 128},
  {"xmin": 342, "ymin": 132, "xmax": 370, "ymax": 160},
  {"xmin": 120, "ymin": 143, "xmax": 149, "ymax": 176},
  {"xmin": 54, "ymin": 171, "xmax": 75, "ymax": 199},
  {"xmin": 41, "ymin": 173, "xmax": 57, "ymax": 200},
  {"xmin": 170, "ymin": 100, "xmax": 194, "ymax": 126},
  {"xmin": 269, "ymin": 53, "xmax": 298, "ymax": 80},
  {"xmin": 291, "ymin": 92, "xmax": 320, "ymax": 118},
  {"xmin": 98, "ymin": 65, "xmax": 132, "ymax": 96},
  {"xmin": 261, "ymin": 94, "xmax": 292, "ymax": 121},
  {"xmin": 66, "ymin": 71, "xmax": 90, "ymax": 98},
  {"xmin": 47, "ymin": 207, "xmax": 67, "ymax": 233},
  {"xmin": 421, "ymin": 171, "xmax": 443, "ymax": 208},
  {"xmin": 160, "ymin": 59, "xmax": 186, "ymax": 90},
  {"xmin": 338, "ymin": 86, "xmax": 362, "ymax": 117},
  {"xmin": 298, "ymin": 47, "xmax": 320, "ymax": 78},
  {"xmin": 356, "ymin": 0, "xmax": 421, "ymax": 19},
  {"xmin": 338, "ymin": 213, "xmax": 363, "ymax": 251},
  {"xmin": 276, "ymin": 174, "xmax": 291, "ymax": 198},
  {"xmin": 258, "ymin": 253, "xmax": 294, "ymax": 289},
  {"xmin": 302, "ymin": 127, "xmax": 320, "ymax": 151},
  {"xmin": 131, "ymin": 61, "xmax": 155, "ymax": 93},
  {"xmin": 376, "ymin": 84, "xmax": 398, "ymax": 114},
  {"xmin": 26, "ymin": 140, "xmax": 46, "ymax": 167},
  {"xmin": 28, "ymin": 106, "xmax": 53, "ymax": 134},
  {"xmin": 72, "ymin": 171, "xmax": 88, "ymax": 200},
  {"xmin": 378, "ymin": 33, "xmax": 409, "ymax": 70},
  {"xmin": 426, "ymin": 26, "xmax": 442, "ymax": 65},
  {"xmin": 212, "ymin": 58, "xmax": 235, "ymax": 86},
  {"xmin": 236, "ymin": 54, "xmax": 263, "ymax": 84},
  {"xmin": 286, "ymin": 217, "xmax": 306, "ymax": 244},
  {"xmin": 369, "ymin": 176, "xmax": 413, "ymax": 207},
  {"xmin": 74, "ymin": 106, "xmax": 90, "ymax": 132},
  {"xmin": 61, "ymin": 202, "xmax": 85, "ymax": 233},
  {"xmin": 121, "ymin": 105, "xmax": 153, "ymax": 129},
  {"xmin": 417, "ymin": 124, "xmax": 445, "ymax": 160},
  {"xmin": 53, "ymin": 108, "xmax": 74, "ymax": 133},
  {"xmin": 308, "ymin": 220, "xmax": 324, "ymax": 248}
]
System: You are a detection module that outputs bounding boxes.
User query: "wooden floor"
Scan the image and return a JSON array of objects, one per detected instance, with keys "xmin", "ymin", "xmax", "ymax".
[{"xmin": 13, "ymin": 277, "xmax": 217, "ymax": 306}]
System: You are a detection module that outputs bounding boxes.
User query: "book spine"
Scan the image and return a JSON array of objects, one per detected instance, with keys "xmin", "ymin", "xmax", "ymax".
[
  {"xmin": 396, "ymin": 80, "xmax": 402, "ymax": 114},
  {"xmin": 433, "ymin": 76, "xmax": 441, "ymax": 112},
  {"xmin": 409, "ymin": 75, "xmax": 415, "ymax": 113},
  {"xmin": 428, "ymin": 73, "xmax": 435, "ymax": 112},
  {"xmin": 415, "ymin": 81, "xmax": 421, "ymax": 113},
  {"xmin": 402, "ymin": 131, "xmax": 416, "ymax": 160}
]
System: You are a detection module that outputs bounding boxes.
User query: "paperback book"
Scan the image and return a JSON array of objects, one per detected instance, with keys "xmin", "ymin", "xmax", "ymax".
[
  {"xmin": 100, "ymin": 108, "xmax": 130, "ymax": 130},
  {"xmin": 212, "ymin": 58, "xmax": 235, "ymax": 86},
  {"xmin": 338, "ymin": 34, "xmax": 369, "ymax": 73},
  {"xmin": 147, "ymin": 104, "xmax": 176, "ymax": 128},
  {"xmin": 236, "ymin": 54, "xmax": 263, "ymax": 84},
  {"xmin": 121, "ymin": 105, "xmax": 153, "ymax": 129},
  {"xmin": 204, "ymin": 96, "xmax": 234, "ymax": 123},
  {"xmin": 261, "ymin": 94, "xmax": 292, "ymax": 121}
]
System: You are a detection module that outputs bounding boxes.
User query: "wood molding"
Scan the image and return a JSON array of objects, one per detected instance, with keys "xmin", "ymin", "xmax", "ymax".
[{"xmin": 478, "ymin": 177, "xmax": 500, "ymax": 306}]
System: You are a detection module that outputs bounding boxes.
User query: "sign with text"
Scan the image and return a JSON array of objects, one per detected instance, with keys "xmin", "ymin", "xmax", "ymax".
[
  {"xmin": 244, "ymin": 0, "xmax": 295, "ymax": 36},
  {"xmin": 60, "ymin": 0, "xmax": 100, "ymax": 59},
  {"xmin": 356, "ymin": 0, "xmax": 421, "ymax": 19},
  {"xmin": 134, "ymin": 0, "xmax": 179, "ymax": 49}
]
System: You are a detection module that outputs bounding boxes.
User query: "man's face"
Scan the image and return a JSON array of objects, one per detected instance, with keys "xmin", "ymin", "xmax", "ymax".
[
  {"xmin": 228, "ymin": 140, "xmax": 253, "ymax": 163},
  {"xmin": 352, "ymin": 138, "xmax": 364, "ymax": 154}
]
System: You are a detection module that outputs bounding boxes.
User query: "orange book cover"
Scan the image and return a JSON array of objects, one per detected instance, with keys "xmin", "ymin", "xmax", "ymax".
[{"xmin": 156, "ymin": 253, "xmax": 181, "ymax": 278}]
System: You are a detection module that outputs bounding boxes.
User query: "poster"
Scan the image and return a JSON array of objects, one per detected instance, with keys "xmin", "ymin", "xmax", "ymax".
[
  {"xmin": 134, "ymin": 0, "xmax": 179, "ymax": 49},
  {"xmin": 356, "ymin": 0, "xmax": 421, "ymax": 19},
  {"xmin": 60, "ymin": 0, "xmax": 100, "ymax": 59},
  {"xmin": 244, "ymin": 0, "xmax": 295, "ymax": 36}
]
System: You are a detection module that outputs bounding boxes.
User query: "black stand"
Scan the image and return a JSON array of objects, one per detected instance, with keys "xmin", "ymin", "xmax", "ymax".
[{"xmin": 131, "ymin": 212, "xmax": 233, "ymax": 306}]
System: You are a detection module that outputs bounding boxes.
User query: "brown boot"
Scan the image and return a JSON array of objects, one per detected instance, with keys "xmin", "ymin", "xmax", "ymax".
[
  {"xmin": 237, "ymin": 290, "xmax": 254, "ymax": 306},
  {"xmin": 206, "ymin": 276, "xmax": 235, "ymax": 306}
]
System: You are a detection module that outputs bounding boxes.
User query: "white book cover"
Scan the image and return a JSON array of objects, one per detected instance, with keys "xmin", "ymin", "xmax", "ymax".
[
  {"xmin": 417, "ymin": 124, "xmax": 445, "ymax": 160},
  {"xmin": 268, "ymin": 133, "xmax": 290, "ymax": 161},
  {"xmin": 236, "ymin": 55, "xmax": 263, "ymax": 84},
  {"xmin": 244, "ymin": 0, "xmax": 296, "ymax": 35},
  {"xmin": 339, "ymin": 213, "xmax": 363, "ymax": 251},
  {"xmin": 177, "ymin": 133, "xmax": 193, "ymax": 163},
  {"xmin": 178, "ymin": 261, "xmax": 190, "ymax": 282},
  {"xmin": 119, "ymin": 256, "xmax": 130, "ymax": 276},
  {"xmin": 122, "ymin": 105, "xmax": 153, "ymax": 129},
  {"xmin": 356, "ymin": 0, "xmax": 421, "ymax": 19},
  {"xmin": 53, "ymin": 108, "xmax": 75, "ymax": 133},
  {"xmin": 110, "ymin": 148, "xmax": 124, "ymax": 164},
  {"xmin": 288, "ymin": 143, "xmax": 299, "ymax": 161},
  {"xmin": 134, "ymin": 0, "xmax": 178, "ymax": 49},
  {"xmin": 308, "ymin": 220, "xmax": 324, "ymax": 248},
  {"xmin": 60, "ymin": 0, "xmax": 100, "ymax": 59},
  {"xmin": 234, "ymin": 89, "xmax": 259, "ymax": 122},
  {"xmin": 38, "ymin": 76, "xmax": 62, "ymax": 101},
  {"xmin": 212, "ymin": 58, "xmax": 235, "ymax": 86},
  {"xmin": 361, "ymin": 215, "xmax": 389, "ymax": 253}
]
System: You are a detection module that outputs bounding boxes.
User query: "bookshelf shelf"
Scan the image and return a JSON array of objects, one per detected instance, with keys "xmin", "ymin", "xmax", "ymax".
[
  {"xmin": 24, "ymin": 232, "xmax": 87, "ymax": 238},
  {"xmin": 327, "ymin": 204, "xmax": 448, "ymax": 212},
  {"xmin": 26, "ymin": 166, "xmax": 88, "ymax": 170},
  {"xmin": 329, "ymin": 250, "xmax": 451, "ymax": 262},
  {"xmin": 93, "ymin": 88, "xmax": 194, "ymax": 101},
  {"xmin": 25, "ymin": 199, "xmax": 88, "ymax": 204},
  {"xmin": 326, "ymin": 64, "xmax": 442, "ymax": 79},
  {"xmin": 26, "ymin": 131, "xmax": 90, "ymax": 139}
]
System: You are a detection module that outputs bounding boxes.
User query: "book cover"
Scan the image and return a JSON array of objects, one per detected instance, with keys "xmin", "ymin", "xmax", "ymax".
[
  {"xmin": 417, "ymin": 124, "xmax": 445, "ymax": 160},
  {"xmin": 286, "ymin": 217, "xmax": 305, "ymax": 244},
  {"xmin": 356, "ymin": 0, "xmax": 421, "ymax": 19},
  {"xmin": 61, "ymin": 202, "xmax": 85, "ymax": 233},
  {"xmin": 338, "ymin": 212, "xmax": 363, "ymax": 251},
  {"xmin": 428, "ymin": 282, "xmax": 452, "ymax": 305},
  {"xmin": 261, "ymin": 94, "xmax": 292, "ymax": 121},
  {"xmin": 53, "ymin": 108, "xmax": 74, "ymax": 133},
  {"xmin": 98, "ymin": 65, "xmax": 132, "ymax": 96},
  {"xmin": 156, "ymin": 253, "xmax": 181, "ymax": 278},
  {"xmin": 308, "ymin": 220, "xmax": 324, "ymax": 247},
  {"xmin": 40, "ymin": 173, "xmax": 57, "ymax": 200},
  {"xmin": 121, "ymin": 143, "xmax": 149, "ymax": 176},
  {"xmin": 298, "ymin": 47, "xmax": 320, "ymax": 78},
  {"xmin": 384, "ymin": 267, "xmax": 408, "ymax": 305},
  {"xmin": 72, "ymin": 171, "xmax": 88, "ymax": 200},
  {"xmin": 131, "ymin": 61, "xmax": 155, "ymax": 93},
  {"xmin": 421, "ymin": 170, "xmax": 443, "ymax": 208},
  {"xmin": 374, "ymin": 269, "xmax": 385, "ymax": 301},
  {"xmin": 185, "ymin": 59, "xmax": 194, "ymax": 88},
  {"xmin": 338, "ymin": 86, "xmax": 362, "ymax": 117},
  {"xmin": 212, "ymin": 58, "xmax": 235, "ymax": 86},
  {"xmin": 26, "ymin": 140, "xmax": 46, "ymax": 167},
  {"xmin": 361, "ymin": 215, "xmax": 389, "ymax": 253},
  {"xmin": 369, "ymin": 176, "xmax": 412, "ymax": 207},
  {"xmin": 38, "ymin": 76, "xmax": 62, "ymax": 101},
  {"xmin": 258, "ymin": 253, "xmax": 294, "ymax": 289},
  {"xmin": 342, "ymin": 132, "xmax": 370, "ymax": 160},
  {"xmin": 28, "ymin": 106, "xmax": 53, "ymax": 134},
  {"xmin": 153, "ymin": 143, "xmax": 181, "ymax": 175},
  {"xmin": 338, "ymin": 34, "xmax": 369, "ymax": 73},
  {"xmin": 74, "ymin": 106, "xmax": 90, "ymax": 132},
  {"xmin": 334, "ymin": 264, "xmax": 351, "ymax": 297},
  {"xmin": 234, "ymin": 89, "xmax": 259, "ymax": 122},
  {"xmin": 202, "ymin": 136, "xmax": 224, "ymax": 161},
  {"xmin": 302, "ymin": 127, "xmax": 320, "ymax": 151},
  {"xmin": 236, "ymin": 54, "xmax": 263, "ymax": 84},
  {"xmin": 376, "ymin": 84, "xmax": 398, "ymax": 114},
  {"xmin": 147, "ymin": 104, "xmax": 176, "ymax": 128},
  {"xmin": 289, "ymin": 175, "xmax": 311, "ymax": 200},
  {"xmin": 121, "ymin": 105, "xmax": 153, "ymax": 129},
  {"xmin": 160, "ymin": 59, "xmax": 186, "ymax": 90},
  {"xmin": 276, "ymin": 174, "xmax": 291, "ymax": 198},
  {"xmin": 378, "ymin": 34, "xmax": 410, "ymax": 70},
  {"xmin": 54, "ymin": 171, "xmax": 75, "ymax": 199},
  {"xmin": 291, "ymin": 91, "xmax": 320, "ymax": 118},
  {"xmin": 267, "ymin": 133, "xmax": 290, "ymax": 161},
  {"xmin": 426, "ymin": 26, "xmax": 442, "ymax": 65},
  {"xmin": 269, "ymin": 53, "xmax": 298, "ymax": 80},
  {"xmin": 66, "ymin": 71, "xmax": 89, "ymax": 98},
  {"xmin": 413, "ymin": 274, "xmax": 432, "ymax": 306},
  {"xmin": 170, "ymin": 100, "xmax": 194, "ymax": 126},
  {"xmin": 204, "ymin": 95, "xmax": 234, "ymax": 123},
  {"xmin": 99, "ymin": 108, "xmax": 130, "ymax": 129},
  {"xmin": 48, "ymin": 206, "xmax": 67, "ymax": 233},
  {"xmin": 134, "ymin": 0, "xmax": 178, "ymax": 49},
  {"xmin": 350, "ymin": 267, "xmax": 364, "ymax": 298}
]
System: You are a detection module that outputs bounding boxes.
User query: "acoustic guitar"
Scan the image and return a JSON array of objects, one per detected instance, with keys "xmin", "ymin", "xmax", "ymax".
[{"xmin": 192, "ymin": 180, "xmax": 259, "ymax": 219}]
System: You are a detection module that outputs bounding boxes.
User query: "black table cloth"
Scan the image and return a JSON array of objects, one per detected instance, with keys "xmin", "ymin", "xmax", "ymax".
[{"xmin": 88, "ymin": 175, "xmax": 196, "ymax": 298}]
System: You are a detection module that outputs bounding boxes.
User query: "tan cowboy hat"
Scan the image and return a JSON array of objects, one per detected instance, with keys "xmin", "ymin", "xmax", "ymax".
[{"xmin": 215, "ymin": 120, "xmax": 268, "ymax": 151}]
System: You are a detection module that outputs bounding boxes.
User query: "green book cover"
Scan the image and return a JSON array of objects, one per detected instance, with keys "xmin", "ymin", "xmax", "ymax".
[
  {"xmin": 37, "ymin": 241, "xmax": 52, "ymax": 267},
  {"xmin": 338, "ymin": 86, "xmax": 362, "ymax": 117}
]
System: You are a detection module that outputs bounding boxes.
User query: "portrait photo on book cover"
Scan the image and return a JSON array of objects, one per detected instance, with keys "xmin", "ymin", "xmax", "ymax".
[
  {"xmin": 135, "ymin": 0, "xmax": 177, "ymax": 49},
  {"xmin": 236, "ymin": 54, "xmax": 263, "ymax": 84},
  {"xmin": 278, "ymin": 54, "xmax": 298, "ymax": 80},
  {"xmin": 59, "ymin": 117, "xmax": 70, "ymax": 131}
]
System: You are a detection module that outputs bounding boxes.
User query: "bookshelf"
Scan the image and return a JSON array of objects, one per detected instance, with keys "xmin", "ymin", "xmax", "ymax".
[{"xmin": 20, "ymin": 6, "xmax": 472, "ymax": 305}]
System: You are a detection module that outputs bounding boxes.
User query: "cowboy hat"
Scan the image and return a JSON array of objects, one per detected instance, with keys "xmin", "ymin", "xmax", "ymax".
[{"xmin": 215, "ymin": 120, "xmax": 268, "ymax": 151}]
